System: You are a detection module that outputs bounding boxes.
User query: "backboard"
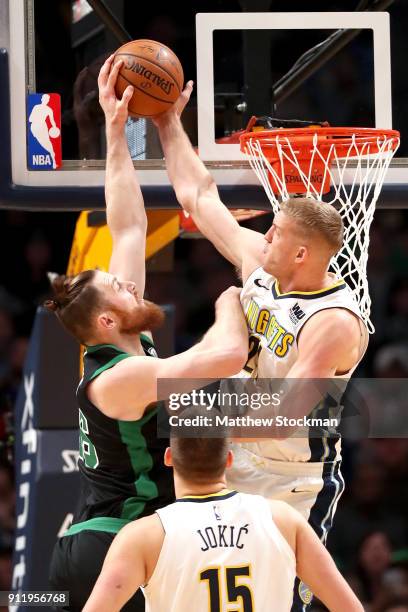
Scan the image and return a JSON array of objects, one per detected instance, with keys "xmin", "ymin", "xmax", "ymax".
[{"xmin": 0, "ymin": 0, "xmax": 407, "ymax": 209}]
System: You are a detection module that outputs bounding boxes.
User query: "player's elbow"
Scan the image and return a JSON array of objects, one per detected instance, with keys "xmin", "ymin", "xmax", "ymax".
[
  {"xmin": 175, "ymin": 186, "xmax": 197, "ymax": 213},
  {"xmin": 177, "ymin": 177, "xmax": 216, "ymax": 213}
]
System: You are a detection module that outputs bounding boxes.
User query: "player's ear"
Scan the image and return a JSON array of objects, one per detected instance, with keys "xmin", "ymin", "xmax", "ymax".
[
  {"xmin": 226, "ymin": 450, "xmax": 234, "ymax": 469},
  {"xmin": 97, "ymin": 312, "xmax": 116, "ymax": 330},
  {"xmin": 164, "ymin": 447, "xmax": 172, "ymax": 467},
  {"xmin": 295, "ymin": 245, "xmax": 308, "ymax": 263}
]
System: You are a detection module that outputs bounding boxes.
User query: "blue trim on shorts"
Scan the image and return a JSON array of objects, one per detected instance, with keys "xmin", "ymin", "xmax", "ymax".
[{"xmin": 291, "ymin": 461, "xmax": 344, "ymax": 612}]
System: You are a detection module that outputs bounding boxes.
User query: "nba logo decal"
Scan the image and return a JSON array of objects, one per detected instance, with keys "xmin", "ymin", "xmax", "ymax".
[{"xmin": 27, "ymin": 93, "xmax": 62, "ymax": 170}]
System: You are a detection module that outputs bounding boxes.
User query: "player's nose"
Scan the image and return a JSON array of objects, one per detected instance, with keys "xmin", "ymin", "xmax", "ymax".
[
  {"xmin": 264, "ymin": 226, "xmax": 273, "ymax": 242},
  {"xmin": 126, "ymin": 282, "xmax": 137, "ymax": 295}
]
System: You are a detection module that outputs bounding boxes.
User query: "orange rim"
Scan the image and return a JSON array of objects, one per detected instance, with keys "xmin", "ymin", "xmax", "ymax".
[{"xmin": 240, "ymin": 126, "xmax": 400, "ymax": 159}]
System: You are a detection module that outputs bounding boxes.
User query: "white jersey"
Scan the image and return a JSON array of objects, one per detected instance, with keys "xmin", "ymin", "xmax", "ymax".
[
  {"xmin": 238, "ymin": 267, "xmax": 368, "ymax": 463},
  {"xmin": 142, "ymin": 490, "xmax": 296, "ymax": 612}
]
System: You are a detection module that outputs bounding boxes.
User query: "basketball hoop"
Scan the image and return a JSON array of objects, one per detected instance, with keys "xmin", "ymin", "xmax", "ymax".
[{"xmin": 240, "ymin": 119, "xmax": 400, "ymax": 333}]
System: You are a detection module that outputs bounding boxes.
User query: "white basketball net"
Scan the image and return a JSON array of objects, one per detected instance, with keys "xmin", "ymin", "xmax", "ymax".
[{"xmin": 243, "ymin": 132, "xmax": 399, "ymax": 333}]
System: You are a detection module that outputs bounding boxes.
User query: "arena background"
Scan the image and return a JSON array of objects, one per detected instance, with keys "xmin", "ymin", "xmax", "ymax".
[{"xmin": 0, "ymin": 1, "xmax": 408, "ymax": 611}]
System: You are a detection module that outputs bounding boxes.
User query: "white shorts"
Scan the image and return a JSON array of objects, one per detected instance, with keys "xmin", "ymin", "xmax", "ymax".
[{"xmin": 226, "ymin": 444, "xmax": 344, "ymax": 530}]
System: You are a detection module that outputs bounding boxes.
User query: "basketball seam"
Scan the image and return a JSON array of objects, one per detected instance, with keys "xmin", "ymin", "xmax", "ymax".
[
  {"xmin": 115, "ymin": 53, "xmax": 182, "ymax": 94},
  {"xmin": 117, "ymin": 73, "xmax": 174, "ymax": 107}
]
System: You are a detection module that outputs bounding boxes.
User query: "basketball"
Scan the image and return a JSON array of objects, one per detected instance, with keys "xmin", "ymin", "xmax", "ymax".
[{"xmin": 113, "ymin": 39, "xmax": 184, "ymax": 118}]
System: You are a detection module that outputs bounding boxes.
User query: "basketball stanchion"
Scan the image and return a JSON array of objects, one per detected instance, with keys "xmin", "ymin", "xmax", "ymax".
[{"xmin": 240, "ymin": 118, "xmax": 400, "ymax": 333}]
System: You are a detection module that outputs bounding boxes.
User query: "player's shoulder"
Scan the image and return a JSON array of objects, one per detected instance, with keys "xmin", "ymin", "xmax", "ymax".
[
  {"xmin": 269, "ymin": 499, "xmax": 299, "ymax": 520},
  {"xmin": 237, "ymin": 491, "xmax": 281, "ymax": 518},
  {"xmin": 119, "ymin": 513, "xmax": 164, "ymax": 542},
  {"xmin": 242, "ymin": 264, "xmax": 275, "ymax": 288},
  {"xmin": 302, "ymin": 306, "xmax": 361, "ymax": 338}
]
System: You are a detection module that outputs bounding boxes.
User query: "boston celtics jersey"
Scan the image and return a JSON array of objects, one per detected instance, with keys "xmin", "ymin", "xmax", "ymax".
[
  {"xmin": 238, "ymin": 267, "xmax": 368, "ymax": 463},
  {"xmin": 143, "ymin": 490, "xmax": 295, "ymax": 611},
  {"xmin": 65, "ymin": 335, "xmax": 173, "ymax": 536}
]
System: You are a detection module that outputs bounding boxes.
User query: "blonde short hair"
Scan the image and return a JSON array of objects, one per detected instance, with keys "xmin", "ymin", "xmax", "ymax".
[{"xmin": 281, "ymin": 197, "xmax": 343, "ymax": 255}]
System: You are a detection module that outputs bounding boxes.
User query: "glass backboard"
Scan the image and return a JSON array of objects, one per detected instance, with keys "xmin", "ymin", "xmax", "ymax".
[{"xmin": 0, "ymin": 0, "xmax": 407, "ymax": 209}]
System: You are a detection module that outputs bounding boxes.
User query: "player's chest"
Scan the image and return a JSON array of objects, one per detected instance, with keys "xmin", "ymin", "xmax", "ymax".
[{"xmin": 241, "ymin": 294, "xmax": 305, "ymax": 358}]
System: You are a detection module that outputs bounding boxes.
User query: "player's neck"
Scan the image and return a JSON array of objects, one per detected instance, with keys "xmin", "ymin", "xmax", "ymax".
[
  {"xmin": 276, "ymin": 269, "xmax": 333, "ymax": 294},
  {"xmin": 174, "ymin": 474, "xmax": 229, "ymax": 499},
  {"xmin": 113, "ymin": 332, "xmax": 144, "ymax": 355},
  {"xmin": 88, "ymin": 332, "xmax": 143, "ymax": 355}
]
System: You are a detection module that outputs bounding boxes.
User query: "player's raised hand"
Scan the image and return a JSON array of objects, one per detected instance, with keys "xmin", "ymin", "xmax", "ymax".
[
  {"xmin": 98, "ymin": 55, "xmax": 134, "ymax": 130},
  {"xmin": 152, "ymin": 80, "xmax": 194, "ymax": 126}
]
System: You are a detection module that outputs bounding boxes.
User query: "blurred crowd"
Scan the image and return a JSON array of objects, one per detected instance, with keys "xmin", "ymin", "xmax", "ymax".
[
  {"xmin": 0, "ymin": 210, "xmax": 76, "ymax": 595},
  {"xmin": 0, "ymin": 206, "xmax": 407, "ymax": 610}
]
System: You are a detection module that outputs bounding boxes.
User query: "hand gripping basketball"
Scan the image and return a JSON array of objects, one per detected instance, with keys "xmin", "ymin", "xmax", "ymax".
[
  {"xmin": 98, "ymin": 55, "xmax": 134, "ymax": 128},
  {"xmin": 152, "ymin": 80, "xmax": 194, "ymax": 126}
]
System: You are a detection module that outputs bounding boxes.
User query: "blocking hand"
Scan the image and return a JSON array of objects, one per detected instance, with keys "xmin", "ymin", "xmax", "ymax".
[{"xmin": 98, "ymin": 54, "xmax": 134, "ymax": 130}]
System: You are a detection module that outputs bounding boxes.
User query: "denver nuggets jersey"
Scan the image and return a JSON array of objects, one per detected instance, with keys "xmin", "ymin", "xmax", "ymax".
[
  {"xmin": 238, "ymin": 267, "xmax": 368, "ymax": 462},
  {"xmin": 143, "ymin": 490, "xmax": 295, "ymax": 611}
]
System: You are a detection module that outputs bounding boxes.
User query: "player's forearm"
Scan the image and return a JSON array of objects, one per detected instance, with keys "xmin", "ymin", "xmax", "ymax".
[
  {"xmin": 300, "ymin": 562, "xmax": 363, "ymax": 612},
  {"xmin": 181, "ymin": 341, "xmax": 247, "ymax": 379},
  {"xmin": 157, "ymin": 115, "xmax": 217, "ymax": 212},
  {"xmin": 83, "ymin": 594, "xmax": 120, "ymax": 612},
  {"xmin": 82, "ymin": 585, "xmax": 126, "ymax": 612},
  {"xmin": 83, "ymin": 565, "xmax": 139, "ymax": 612},
  {"xmin": 105, "ymin": 126, "xmax": 147, "ymax": 234},
  {"xmin": 201, "ymin": 297, "xmax": 248, "ymax": 362},
  {"xmin": 296, "ymin": 523, "xmax": 363, "ymax": 612}
]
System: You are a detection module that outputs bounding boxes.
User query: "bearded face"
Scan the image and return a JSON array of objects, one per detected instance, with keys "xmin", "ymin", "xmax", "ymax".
[
  {"xmin": 114, "ymin": 299, "xmax": 165, "ymax": 334},
  {"xmin": 92, "ymin": 271, "xmax": 165, "ymax": 337}
]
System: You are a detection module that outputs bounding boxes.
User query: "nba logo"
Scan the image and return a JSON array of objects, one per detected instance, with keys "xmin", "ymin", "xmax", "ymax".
[{"xmin": 27, "ymin": 93, "xmax": 62, "ymax": 170}]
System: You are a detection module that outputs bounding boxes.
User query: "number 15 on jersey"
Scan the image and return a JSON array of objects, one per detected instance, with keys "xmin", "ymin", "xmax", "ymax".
[{"xmin": 200, "ymin": 565, "xmax": 254, "ymax": 611}]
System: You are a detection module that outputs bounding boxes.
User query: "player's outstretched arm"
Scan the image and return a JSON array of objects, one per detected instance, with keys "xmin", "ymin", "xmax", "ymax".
[
  {"xmin": 153, "ymin": 84, "xmax": 264, "ymax": 280},
  {"xmin": 87, "ymin": 287, "xmax": 248, "ymax": 420},
  {"xmin": 98, "ymin": 55, "xmax": 147, "ymax": 295},
  {"xmin": 83, "ymin": 515, "xmax": 163, "ymax": 612},
  {"xmin": 272, "ymin": 501, "xmax": 363, "ymax": 612}
]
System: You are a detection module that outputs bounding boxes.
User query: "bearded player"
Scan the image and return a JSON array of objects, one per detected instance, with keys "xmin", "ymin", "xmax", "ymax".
[
  {"xmin": 47, "ymin": 58, "xmax": 248, "ymax": 612},
  {"xmin": 154, "ymin": 82, "xmax": 368, "ymax": 611}
]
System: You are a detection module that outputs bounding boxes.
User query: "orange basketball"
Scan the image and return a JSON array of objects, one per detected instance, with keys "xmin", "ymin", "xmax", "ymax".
[{"xmin": 113, "ymin": 39, "xmax": 184, "ymax": 118}]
